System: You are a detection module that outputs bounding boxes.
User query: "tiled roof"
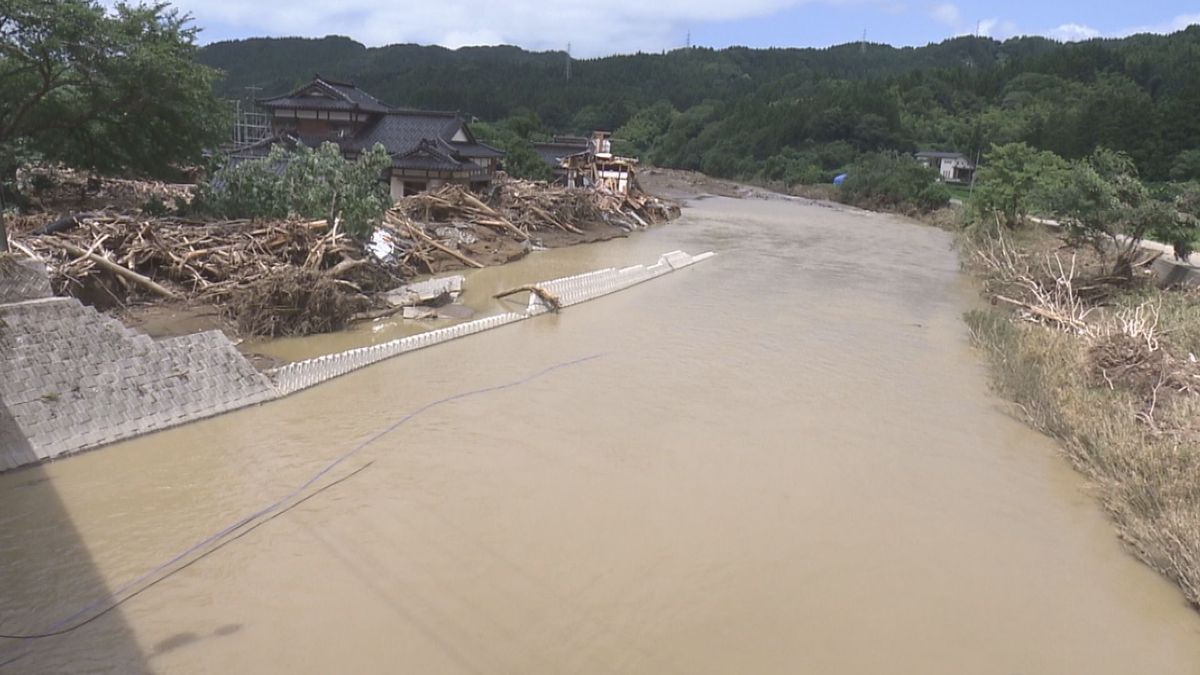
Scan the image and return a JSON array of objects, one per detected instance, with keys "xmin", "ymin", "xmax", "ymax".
[
  {"xmin": 344, "ymin": 110, "xmax": 463, "ymax": 154},
  {"xmin": 253, "ymin": 77, "xmax": 503, "ymax": 174},
  {"xmin": 916, "ymin": 151, "xmax": 967, "ymax": 160},
  {"xmin": 533, "ymin": 141, "xmax": 589, "ymax": 167},
  {"xmin": 392, "ymin": 139, "xmax": 482, "ymax": 173},
  {"xmin": 452, "ymin": 141, "xmax": 505, "ymax": 159},
  {"xmin": 258, "ymin": 75, "xmax": 391, "ymax": 114}
]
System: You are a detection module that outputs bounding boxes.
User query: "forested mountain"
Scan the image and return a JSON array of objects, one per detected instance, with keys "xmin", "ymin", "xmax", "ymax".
[{"xmin": 198, "ymin": 28, "xmax": 1200, "ymax": 183}]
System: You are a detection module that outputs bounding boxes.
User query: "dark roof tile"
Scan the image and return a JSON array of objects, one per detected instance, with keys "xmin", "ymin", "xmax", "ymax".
[{"xmin": 258, "ymin": 76, "xmax": 391, "ymax": 114}]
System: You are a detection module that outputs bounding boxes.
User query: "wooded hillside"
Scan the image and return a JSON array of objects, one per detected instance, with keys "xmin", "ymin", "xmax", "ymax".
[{"xmin": 198, "ymin": 29, "xmax": 1200, "ymax": 183}]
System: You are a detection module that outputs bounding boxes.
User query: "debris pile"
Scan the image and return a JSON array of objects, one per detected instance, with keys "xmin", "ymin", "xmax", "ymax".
[
  {"xmin": 379, "ymin": 178, "xmax": 680, "ymax": 273},
  {"xmin": 18, "ymin": 213, "xmax": 395, "ymax": 334},
  {"xmin": 13, "ymin": 176, "xmax": 680, "ymax": 337},
  {"xmin": 230, "ymin": 268, "xmax": 368, "ymax": 337},
  {"xmin": 16, "ymin": 166, "xmax": 194, "ymax": 215}
]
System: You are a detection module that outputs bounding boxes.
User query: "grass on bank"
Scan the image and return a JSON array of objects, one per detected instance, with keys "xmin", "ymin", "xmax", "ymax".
[{"xmin": 961, "ymin": 225, "xmax": 1200, "ymax": 606}]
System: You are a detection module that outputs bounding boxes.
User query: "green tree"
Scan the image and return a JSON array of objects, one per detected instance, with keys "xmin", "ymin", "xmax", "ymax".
[
  {"xmin": 1044, "ymin": 148, "xmax": 1183, "ymax": 272},
  {"xmin": 839, "ymin": 152, "xmax": 949, "ymax": 213},
  {"xmin": 1172, "ymin": 184, "xmax": 1200, "ymax": 261},
  {"xmin": 971, "ymin": 143, "xmax": 1067, "ymax": 228},
  {"xmin": 193, "ymin": 142, "xmax": 391, "ymax": 238},
  {"xmin": 1169, "ymin": 149, "xmax": 1200, "ymax": 182},
  {"xmin": 470, "ymin": 120, "xmax": 552, "ymax": 181},
  {"xmin": 613, "ymin": 101, "xmax": 677, "ymax": 160},
  {"xmin": 0, "ymin": 0, "xmax": 227, "ymax": 248}
]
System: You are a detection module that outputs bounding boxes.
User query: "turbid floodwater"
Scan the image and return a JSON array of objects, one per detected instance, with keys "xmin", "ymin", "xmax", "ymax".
[{"xmin": 2, "ymin": 193, "xmax": 1200, "ymax": 673}]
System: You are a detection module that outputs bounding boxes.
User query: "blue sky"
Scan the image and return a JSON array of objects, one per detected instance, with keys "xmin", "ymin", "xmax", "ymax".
[{"xmin": 171, "ymin": 1, "xmax": 1200, "ymax": 56}]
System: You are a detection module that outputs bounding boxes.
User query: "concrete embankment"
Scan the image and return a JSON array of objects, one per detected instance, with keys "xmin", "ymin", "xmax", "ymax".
[{"xmin": 0, "ymin": 250, "xmax": 713, "ymax": 471}]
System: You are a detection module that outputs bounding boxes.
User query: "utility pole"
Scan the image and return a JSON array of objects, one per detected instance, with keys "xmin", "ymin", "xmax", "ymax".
[
  {"xmin": 860, "ymin": 29, "xmax": 867, "ymax": 54},
  {"xmin": 686, "ymin": 30, "xmax": 691, "ymax": 49},
  {"xmin": 565, "ymin": 42, "xmax": 571, "ymax": 81}
]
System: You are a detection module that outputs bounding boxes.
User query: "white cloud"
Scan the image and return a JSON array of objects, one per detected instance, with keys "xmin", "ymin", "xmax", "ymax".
[
  {"xmin": 1035, "ymin": 12, "xmax": 1199, "ymax": 43},
  {"xmin": 1046, "ymin": 23, "xmax": 1101, "ymax": 42},
  {"xmin": 1117, "ymin": 12, "xmax": 1200, "ymax": 37},
  {"xmin": 976, "ymin": 18, "xmax": 1016, "ymax": 39},
  {"xmin": 931, "ymin": 3, "xmax": 959, "ymax": 26},
  {"xmin": 929, "ymin": 3, "xmax": 1015, "ymax": 40}
]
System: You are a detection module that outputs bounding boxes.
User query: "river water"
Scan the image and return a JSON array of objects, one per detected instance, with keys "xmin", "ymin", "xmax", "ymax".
[{"xmin": 2, "ymin": 194, "xmax": 1200, "ymax": 673}]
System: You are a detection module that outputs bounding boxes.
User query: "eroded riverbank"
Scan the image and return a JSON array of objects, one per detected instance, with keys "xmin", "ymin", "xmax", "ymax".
[{"xmin": 3, "ymin": 194, "xmax": 1200, "ymax": 673}]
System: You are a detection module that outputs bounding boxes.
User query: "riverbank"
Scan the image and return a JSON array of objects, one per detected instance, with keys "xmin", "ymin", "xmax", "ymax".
[
  {"xmin": 9, "ymin": 173, "xmax": 679, "ymax": 354},
  {"xmin": 959, "ymin": 224, "xmax": 1200, "ymax": 607}
]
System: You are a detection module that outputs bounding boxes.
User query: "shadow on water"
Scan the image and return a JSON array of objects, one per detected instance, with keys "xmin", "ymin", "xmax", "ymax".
[{"xmin": 0, "ymin": 399, "xmax": 150, "ymax": 674}]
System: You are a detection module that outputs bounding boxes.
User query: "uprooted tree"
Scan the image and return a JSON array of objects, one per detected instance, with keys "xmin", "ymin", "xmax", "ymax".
[{"xmin": 0, "ymin": 0, "xmax": 228, "ymax": 249}]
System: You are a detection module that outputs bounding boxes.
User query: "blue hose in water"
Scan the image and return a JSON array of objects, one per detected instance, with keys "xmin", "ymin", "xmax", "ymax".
[{"xmin": 0, "ymin": 353, "xmax": 604, "ymax": 667}]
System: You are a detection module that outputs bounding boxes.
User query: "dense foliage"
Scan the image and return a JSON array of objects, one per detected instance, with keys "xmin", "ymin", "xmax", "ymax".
[
  {"xmin": 1, "ymin": 0, "xmax": 227, "ymax": 179},
  {"xmin": 970, "ymin": 143, "xmax": 1068, "ymax": 228},
  {"xmin": 1, "ymin": 0, "xmax": 227, "ymax": 249},
  {"xmin": 193, "ymin": 143, "xmax": 391, "ymax": 237},
  {"xmin": 971, "ymin": 143, "xmax": 1200, "ymax": 263},
  {"xmin": 470, "ymin": 115, "xmax": 553, "ymax": 181},
  {"xmin": 200, "ymin": 29, "xmax": 1200, "ymax": 186},
  {"xmin": 837, "ymin": 153, "xmax": 949, "ymax": 213}
]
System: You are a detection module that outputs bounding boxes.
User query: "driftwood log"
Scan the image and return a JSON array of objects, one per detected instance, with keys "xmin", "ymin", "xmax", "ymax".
[
  {"xmin": 45, "ymin": 237, "xmax": 179, "ymax": 300},
  {"xmin": 495, "ymin": 284, "xmax": 561, "ymax": 312}
]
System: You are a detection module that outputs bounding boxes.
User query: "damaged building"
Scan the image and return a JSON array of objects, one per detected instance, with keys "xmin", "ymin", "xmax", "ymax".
[{"xmin": 533, "ymin": 131, "xmax": 637, "ymax": 196}]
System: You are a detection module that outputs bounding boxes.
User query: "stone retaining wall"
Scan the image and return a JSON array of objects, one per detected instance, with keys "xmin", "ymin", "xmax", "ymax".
[
  {"xmin": 0, "ymin": 254, "xmax": 52, "ymax": 304},
  {"xmin": 0, "ymin": 297, "xmax": 275, "ymax": 470}
]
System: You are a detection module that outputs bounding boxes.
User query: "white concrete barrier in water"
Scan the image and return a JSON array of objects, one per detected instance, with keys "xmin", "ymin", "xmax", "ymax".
[
  {"xmin": 0, "ymin": 251, "xmax": 714, "ymax": 469},
  {"xmin": 269, "ymin": 250, "xmax": 715, "ymax": 396}
]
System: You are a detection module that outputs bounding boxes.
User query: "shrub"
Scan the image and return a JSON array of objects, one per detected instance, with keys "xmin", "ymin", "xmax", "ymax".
[
  {"xmin": 192, "ymin": 142, "xmax": 391, "ymax": 238},
  {"xmin": 970, "ymin": 142, "xmax": 1067, "ymax": 228},
  {"xmin": 837, "ymin": 152, "xmax": 949, "ymax": 213}
]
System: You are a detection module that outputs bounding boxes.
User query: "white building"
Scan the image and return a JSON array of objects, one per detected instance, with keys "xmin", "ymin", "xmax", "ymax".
[{"xmin": 916, "ymin": 151, "xmax": 976, "ymax": 184}]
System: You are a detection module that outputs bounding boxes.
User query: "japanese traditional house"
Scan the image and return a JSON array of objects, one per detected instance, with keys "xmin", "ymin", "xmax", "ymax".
[{"xmin": 249, "ymin": 75, "xmax": 504, "ymax": 199}]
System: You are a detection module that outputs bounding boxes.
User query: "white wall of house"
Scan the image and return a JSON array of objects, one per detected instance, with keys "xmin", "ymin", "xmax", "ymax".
[
  {"xmin": 937, "ymin": 157, "xmax": 971, "ymax": 181},
  {"xmin": 597, "ymin": 169, "xmax": 630, "ymax": 195}
]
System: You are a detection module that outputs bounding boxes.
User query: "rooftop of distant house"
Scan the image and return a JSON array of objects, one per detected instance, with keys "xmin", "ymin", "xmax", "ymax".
[
  {"xmin": 916, "ymin": 150, "xmax": 969, "ymax": 161},
  {"xmin": 248, "ymin": 76, "xmax": 504, "ymax": 177}
]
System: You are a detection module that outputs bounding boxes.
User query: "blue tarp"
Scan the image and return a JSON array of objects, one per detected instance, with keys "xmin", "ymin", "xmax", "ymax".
[{"xmin": 833, "ymin": 173, "xmax": 847, "ymax": 186}]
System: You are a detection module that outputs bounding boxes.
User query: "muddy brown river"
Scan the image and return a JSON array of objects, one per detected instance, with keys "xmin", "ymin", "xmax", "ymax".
[{"xmin": 3, "ymin": 194, "xmax": 1200, "ymax": 673}]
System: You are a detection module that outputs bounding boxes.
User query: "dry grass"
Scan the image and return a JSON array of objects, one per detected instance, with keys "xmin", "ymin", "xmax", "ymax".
[
  {"xmin": 963, "ymin": 230, "xmax": 1200, "ymax": 607},
  {"xmin": 917, "ymin": 206, "xmax": 964, "ymax": 232}
]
